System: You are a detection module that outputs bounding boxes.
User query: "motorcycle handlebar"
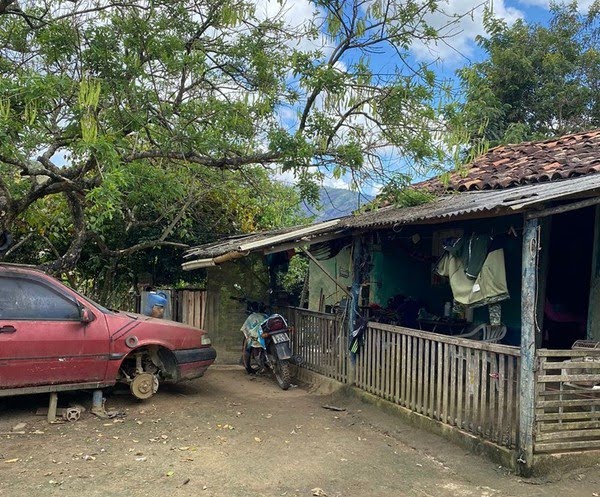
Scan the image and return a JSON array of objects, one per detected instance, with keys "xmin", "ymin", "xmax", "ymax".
[{"xmin": 229, "ymin": 295, "xmax": 268, "ymax": 313}]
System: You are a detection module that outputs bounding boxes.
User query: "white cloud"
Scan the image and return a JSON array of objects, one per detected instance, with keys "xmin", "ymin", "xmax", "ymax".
[
  {"xmin": 410, "ymin": 0, "xmax": 523, "ymax": 64},
  {"xmin": 271, "ymin": 166, "xmax": 352, "ymax": 190},
  {"xmin": 254, "ymin": 0, "xmax": 316, "ymax": 28},
  {"xmin": 322, "ymin": 176, "xmax": 352, "ymax": 190},
  {"xmin": 271, "ymin": 167, "xmax": 296, "ymax": 186},
  {"xmin": 516, "ymin": 0, "xmax": 597, "ymax": 10},
  {"xmin": 253, "ymin": 0, "xmax": 333, "ymax": 55}
]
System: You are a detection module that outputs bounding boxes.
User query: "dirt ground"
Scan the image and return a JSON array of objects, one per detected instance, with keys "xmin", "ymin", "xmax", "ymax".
[{"xmin": 0, "ymin": 366, "xmax": 598, "ymax": 497}]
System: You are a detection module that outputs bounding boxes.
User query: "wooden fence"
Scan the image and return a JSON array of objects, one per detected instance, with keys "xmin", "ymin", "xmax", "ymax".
[
  {"xmin": 535, "ymin": 349, "xmax": 600, "ymax": 453},
  {"xmin": 175, "ymin": 290, "xmax": 207, "ymax": 329},
  {"xmin": 138, "ymin": 289, "xmax": 207, "ymax": 329},
  {"xmin": 286, "ymin": 308, "xmax": 521, "ymax": 449},
  {"xmin": 358, "ymin": 323, "xmax": 521, "ymax": 448}
]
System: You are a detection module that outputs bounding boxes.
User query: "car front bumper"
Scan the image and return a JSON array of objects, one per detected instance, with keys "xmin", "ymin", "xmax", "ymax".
[{"xmin": 173, "ymin": 347, "xmax": 217, "ymax": 381}]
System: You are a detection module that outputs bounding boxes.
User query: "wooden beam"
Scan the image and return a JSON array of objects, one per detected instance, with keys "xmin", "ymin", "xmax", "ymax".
[
  {"xmin": 348, "ymin": 235, "xmax": 364, "ymax": 384},
  {"xmin": 300, "ymin": 247, "xmax": 351, "ymax": 298},
  {"xmin": 525, "ymin": 196, "xmax": 600, "ymax": 220},
  {"xmin": 182, "ymin": 258, "xmax": 216, "ymax": 270},
  {"xmin": 518, "ymin": 216, "xmax": 539, "ymax": 475},
  {"xmin": 535, "ymin": 217, "xmax": 551, "ymax": 347},
  {"xmin": 262, "ymin": 231, "xmax": 350, "ymax": 255},
  {"xmin": 238, "ymin": 219, "xmax": 340, "ymax": 251}
]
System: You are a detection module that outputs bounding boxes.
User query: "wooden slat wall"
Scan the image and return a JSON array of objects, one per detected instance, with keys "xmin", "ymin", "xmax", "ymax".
[
  {"xmin": 535, "ymin": 349, "xmax": 600, "ymax": 453},
  {"xmin": 176, "ymin": 290, "xmax": 207, "ymax": 329}
]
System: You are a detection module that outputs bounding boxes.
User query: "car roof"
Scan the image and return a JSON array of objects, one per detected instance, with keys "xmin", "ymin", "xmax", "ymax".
[{"xmin": 0, "ymin": 263, "xmax": 46, "ymax": 275}]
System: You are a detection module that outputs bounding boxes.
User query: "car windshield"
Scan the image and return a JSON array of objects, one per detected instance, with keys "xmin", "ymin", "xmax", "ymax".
[{"xmin": 74, "ymin": 291, "xmax": 112, "ymax": 314}]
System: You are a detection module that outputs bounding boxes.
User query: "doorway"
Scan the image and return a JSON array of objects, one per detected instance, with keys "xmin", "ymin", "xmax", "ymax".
[{"xmin": 542, "ymin": 207, "xmax": 594, "ymax": 348}]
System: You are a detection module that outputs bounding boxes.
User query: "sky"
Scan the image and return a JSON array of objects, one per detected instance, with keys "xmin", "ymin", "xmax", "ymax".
[
  {"xmin": 270, "ymin": 0, "xmax": 595, "ymax": 196},
  {"xmin": 408, "ymin": 0, "xmax": 570, "ymax": 70}
]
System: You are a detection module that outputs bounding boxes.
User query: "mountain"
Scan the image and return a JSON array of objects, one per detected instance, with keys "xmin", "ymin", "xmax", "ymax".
[{"xmin": 301, "ymin": 187, "xmax": 372, "ymax": 221}]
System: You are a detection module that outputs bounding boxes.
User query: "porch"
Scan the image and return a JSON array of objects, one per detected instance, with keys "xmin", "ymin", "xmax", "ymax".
[{"xmin": 286, "ymin": 307, "xmax": 600, "ymax": 470}]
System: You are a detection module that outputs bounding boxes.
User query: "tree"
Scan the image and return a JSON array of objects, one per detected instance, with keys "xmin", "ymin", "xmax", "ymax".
[
  {"xmin": 0, "ymin": 0, "xmax": 471, "ymax": 274},
  {"xmin": 451, "ymin": 2, "xmax": 600, "ymax": 155},
  {"xmin": 6, "ymin": 163, "xmax": 306, "ymax": 305}
]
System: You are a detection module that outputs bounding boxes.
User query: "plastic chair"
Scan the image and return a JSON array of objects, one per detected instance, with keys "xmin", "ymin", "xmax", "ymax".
[{"xmin": 454, "ymin": 324, "xmax": 507, "ymax": 343}]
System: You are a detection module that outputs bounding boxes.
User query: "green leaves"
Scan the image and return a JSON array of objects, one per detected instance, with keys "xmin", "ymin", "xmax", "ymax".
[
  {"xmin": 79, "ymin": 78, "xmax": 102, "ymax": 144},
  {"xmin": 0, "ymin": 0, "xmax": 475, "ymax": 283},
  {"xmin": 453, "ymin": 3, "xmax": 600, "ymax": 157}
]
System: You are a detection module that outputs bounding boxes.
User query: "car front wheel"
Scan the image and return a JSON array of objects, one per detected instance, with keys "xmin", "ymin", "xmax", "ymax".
[{"xmin": 118, "ymin": 349, "xmax": 160, "ymax": 400}]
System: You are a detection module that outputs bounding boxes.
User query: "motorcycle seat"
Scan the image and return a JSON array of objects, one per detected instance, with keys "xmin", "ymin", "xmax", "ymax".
[{"xmin": 261, "ymin": 315, "xmax": 287, "ymax": 333}]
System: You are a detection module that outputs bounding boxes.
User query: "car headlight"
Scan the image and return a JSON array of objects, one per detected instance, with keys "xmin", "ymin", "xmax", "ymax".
[{"xmin": 201, "ymin": 334, "xmax": 212, "ymax": 346}]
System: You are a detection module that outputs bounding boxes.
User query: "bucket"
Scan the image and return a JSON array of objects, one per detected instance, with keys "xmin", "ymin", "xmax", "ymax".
[{"xmin": 144, "ymin": 291, "xmax": 168, "ymax": 316}]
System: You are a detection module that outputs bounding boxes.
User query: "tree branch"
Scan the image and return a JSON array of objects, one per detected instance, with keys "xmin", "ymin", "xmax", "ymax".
[
  {"xmin": 90, "ymin": 232, "xmax": 188, "ymax": 258},
  {"xmin": 123, "ymin": 150, "xmax": 281, "ymax": 168},
  {"xmin": 39, "ymin": 191, "xmax": 87, "ymax": 274}
]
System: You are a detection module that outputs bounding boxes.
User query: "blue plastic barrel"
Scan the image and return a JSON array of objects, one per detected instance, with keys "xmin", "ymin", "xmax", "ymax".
[{"xmin": 144, "ymin": 291, "xmax": 168, "ymax": 316}]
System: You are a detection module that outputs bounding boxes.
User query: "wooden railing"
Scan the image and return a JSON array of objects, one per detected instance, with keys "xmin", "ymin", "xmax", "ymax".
[
  {"xmin": 286, "ymin": 307, "xmax": 350, "ymax": 383},
  {"xmin": 535, "ymin": 349, "xmax": 600, "ymax": 453},
  {"xmin": 285, "ymin": 308, "xmax": 521, "ymax": 449},
  {"xmin": 360, "ymin": 323, "xmax": 521, "ymax": 448}
]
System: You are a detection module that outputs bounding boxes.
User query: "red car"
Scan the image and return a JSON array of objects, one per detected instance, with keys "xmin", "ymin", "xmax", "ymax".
[{"xmin": 0, "ymin": 264, "xmax": 216, "ymax": 399}]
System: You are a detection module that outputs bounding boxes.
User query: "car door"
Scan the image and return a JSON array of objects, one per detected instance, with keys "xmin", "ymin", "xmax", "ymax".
[{"xmin": 0, "ymin": 272, "xmax": 110, "ymax": 388}]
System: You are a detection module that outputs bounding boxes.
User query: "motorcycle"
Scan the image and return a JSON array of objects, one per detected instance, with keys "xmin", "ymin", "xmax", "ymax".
[{"xmin": 235, "ymin": 297, "xmax": 300, "ymax": 390}]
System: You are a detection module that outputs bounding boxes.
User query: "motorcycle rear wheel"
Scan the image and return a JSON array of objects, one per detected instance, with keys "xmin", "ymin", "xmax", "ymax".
[{"xmin": 273, "ymin": 360, "xmax": 291, "ymax": 390}]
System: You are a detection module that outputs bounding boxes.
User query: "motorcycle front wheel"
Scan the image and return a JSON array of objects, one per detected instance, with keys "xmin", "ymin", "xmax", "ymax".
[
  {"xmin": 241, "ymin": 338, "xmax": 262, "ymax": 375},
  {"xmin": 273, "ymin": 359, "xmax": 291, "ymax": 390}
]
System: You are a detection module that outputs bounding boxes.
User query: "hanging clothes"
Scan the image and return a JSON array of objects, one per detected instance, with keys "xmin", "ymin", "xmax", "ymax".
[
  {"xmin": 435, "ymin": 246, "xmax": 509, "ymax": 308},
  {"xmin": 445, "ymin": 234, "xmax": 492, "ymax": 279}
]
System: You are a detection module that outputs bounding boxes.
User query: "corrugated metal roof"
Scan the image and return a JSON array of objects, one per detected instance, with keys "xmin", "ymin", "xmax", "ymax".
[
  {"xmin": 183, "ymin": 219, "xmax": 346, "ymax": 262},
  {"xmin": 343, "ymin": 174, "xmax": 600, "ymax": 229},
  {"xmin": 182, "ymin": 174, "xmax": 600, "ymax": 269}
]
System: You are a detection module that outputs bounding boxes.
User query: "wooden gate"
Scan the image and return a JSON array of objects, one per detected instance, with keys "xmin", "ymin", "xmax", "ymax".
[{"xmin": 535, "ymin": 349, "xmax": 600, "ymax": 453}]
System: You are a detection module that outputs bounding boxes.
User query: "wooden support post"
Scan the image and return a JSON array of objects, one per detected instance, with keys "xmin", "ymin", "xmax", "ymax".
[
  {"xmin": 347, "ymin": 235, "xmax": 364, "ymax": 385},
  {"xmin": 588, "ymin": 205, "xmax": 600, "ymax": 341},
  {"xmin": 519, "ymin": 217, "xmax": 539, "ymax": 475},
  {"xmin": 535, "ymin": 217, "xmax": 551, "ymax": 348}
]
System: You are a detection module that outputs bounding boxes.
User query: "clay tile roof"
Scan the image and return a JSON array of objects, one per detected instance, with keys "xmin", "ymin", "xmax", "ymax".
[{"xmin": 419, "ymin": 129, "xmax": 600, "ymax": 192}]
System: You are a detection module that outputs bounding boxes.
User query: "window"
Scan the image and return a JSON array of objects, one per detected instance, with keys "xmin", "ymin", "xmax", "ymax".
[{"xmin": 0, "ymin": 276, "xmax": 80, "ymax": 320}]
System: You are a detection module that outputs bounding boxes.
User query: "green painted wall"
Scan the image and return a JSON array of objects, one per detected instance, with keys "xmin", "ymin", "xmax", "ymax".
[
  {"xmin": 308, "ymin": 245, "xmax": 352, "ymax": 311},
  {"xmin": 368, "ymin": 216, "xmax": 524, "ymax": 346},
  {"xmin": 305, "ymin": 216, "xmax": 524, "ymax": 345}
]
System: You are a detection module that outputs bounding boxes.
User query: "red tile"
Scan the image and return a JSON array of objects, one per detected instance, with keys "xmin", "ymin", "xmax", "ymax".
[{"xmin": 416, "ymin": 129, "xmax": 600, "ymax": 192}]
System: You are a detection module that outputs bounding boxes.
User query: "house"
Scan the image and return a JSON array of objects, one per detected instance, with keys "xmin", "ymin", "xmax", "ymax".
[{"xmin": 182, "ymin": 129, "xmax": 600, "ymax": 475}]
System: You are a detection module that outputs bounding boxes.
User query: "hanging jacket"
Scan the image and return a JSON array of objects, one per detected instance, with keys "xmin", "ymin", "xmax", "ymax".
[{"xmin": 436, "ymin": 248, "xmax": 509, "ymax": 308}]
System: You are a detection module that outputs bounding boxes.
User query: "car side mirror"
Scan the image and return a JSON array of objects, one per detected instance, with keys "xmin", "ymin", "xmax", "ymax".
[{"xmin": 79, "ymin": 304, "xmax": 95, "ymax": 324}]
